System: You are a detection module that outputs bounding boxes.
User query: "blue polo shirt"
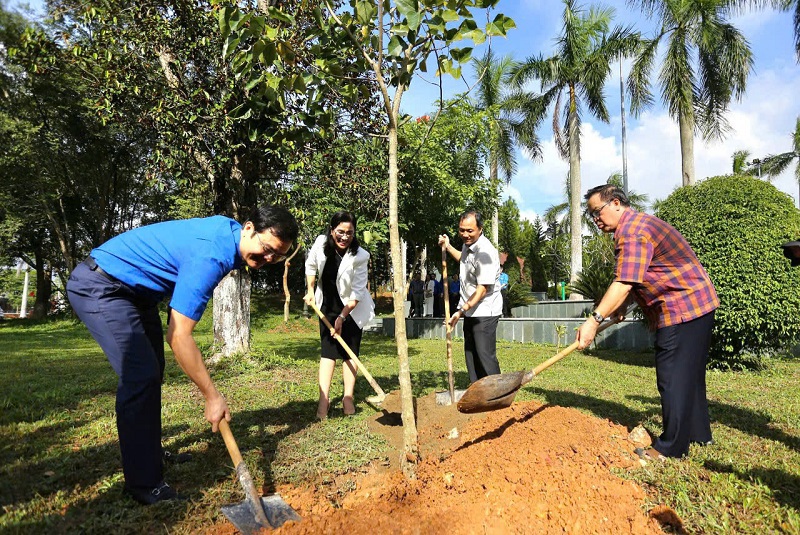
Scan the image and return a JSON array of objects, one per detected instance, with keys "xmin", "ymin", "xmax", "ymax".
[{"xmin": 90, "ymin": 216, "xmax": 243, "ymax": 321}]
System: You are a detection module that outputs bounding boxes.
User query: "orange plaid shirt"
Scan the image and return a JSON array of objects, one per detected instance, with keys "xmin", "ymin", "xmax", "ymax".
[{"xmin": 615, "ymin": 209, "xmax": 719, "ymax": 329}]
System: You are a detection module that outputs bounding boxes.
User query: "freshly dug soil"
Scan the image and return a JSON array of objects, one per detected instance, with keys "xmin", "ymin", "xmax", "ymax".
[{"xmin": 258, "ymin": 390, "xmax": 673, "ymax": 534}]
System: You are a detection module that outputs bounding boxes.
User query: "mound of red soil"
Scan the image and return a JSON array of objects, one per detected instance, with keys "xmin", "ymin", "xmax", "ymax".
[{"xmin": 267, "ymin": 391, "xmax": 670, "ymax": 534}]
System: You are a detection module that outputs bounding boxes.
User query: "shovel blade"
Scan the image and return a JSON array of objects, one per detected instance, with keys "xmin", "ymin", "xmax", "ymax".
[
  {"xmin": 221, "ymin": 495, "xmax": 301, "ymax": 534},
  {"xmin": 457, "ymin": 371, "xmax": 528, "ymax": 413},
  {"xmin": 435, "ymin": 389, "xmax": 466, "ymax": 406}
]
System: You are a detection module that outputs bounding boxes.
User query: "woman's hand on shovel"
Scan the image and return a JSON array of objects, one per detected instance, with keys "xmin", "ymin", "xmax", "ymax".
[{"xmin": 205, "ymin": 390, "xmax": 231, "ymax": 433}]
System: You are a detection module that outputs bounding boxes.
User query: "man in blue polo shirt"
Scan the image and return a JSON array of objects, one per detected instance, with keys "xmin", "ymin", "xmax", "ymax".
[{"xmin": 66, "ymin": 206, "xmax": 298, "ymax": 504}]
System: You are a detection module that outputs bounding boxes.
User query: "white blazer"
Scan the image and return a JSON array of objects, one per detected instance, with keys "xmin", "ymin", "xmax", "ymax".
[{"xmin": 305, "ymin": 234, "xmax": 375, "ymax": 329}]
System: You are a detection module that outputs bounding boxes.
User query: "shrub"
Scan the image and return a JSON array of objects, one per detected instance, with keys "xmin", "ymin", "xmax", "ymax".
[
  {"xmin": 506, "ymin": 281, "xmax": 535, "ymax": 308},
  {"xmin": 656, "ymin": 175, "xmax": 800, "ymax": 369}
]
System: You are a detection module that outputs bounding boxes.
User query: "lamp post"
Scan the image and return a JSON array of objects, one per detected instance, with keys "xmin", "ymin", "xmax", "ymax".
[{"xmin": 619, "ymin": 55, "xmax": 629, "ymax": 196}]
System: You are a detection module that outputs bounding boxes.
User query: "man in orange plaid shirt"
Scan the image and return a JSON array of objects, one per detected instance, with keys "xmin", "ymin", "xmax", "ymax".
[{"xmin": 577, "ymin": 184, "xmax": 719, "ymax": 461}]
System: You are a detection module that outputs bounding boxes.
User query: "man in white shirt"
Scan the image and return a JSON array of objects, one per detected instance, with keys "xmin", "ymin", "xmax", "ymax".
[{"xmin": 438, "ymin": 210, "xmax": 503, "ymax": 382}]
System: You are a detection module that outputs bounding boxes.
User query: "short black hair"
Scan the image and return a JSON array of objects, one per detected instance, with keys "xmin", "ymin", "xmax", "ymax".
[
  {"xmin": 459, "ymin": 209, "xmax": 483, "ymax": 229},
  {"xmin": 324, "ymin": 211, "xmax": 361, "ymax": 257},
  {"xmin": 247, "ymin": 205, "xmax": 299, "ymax": 242},
  {"xmin": 584, "ymin": 184, "xmax": 630, "ymax": 206}
]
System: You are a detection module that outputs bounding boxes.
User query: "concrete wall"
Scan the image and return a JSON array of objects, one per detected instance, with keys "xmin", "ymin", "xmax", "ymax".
[{"xmin": 511, "ymin": 300, "xmax": 595, "ymax": 319}]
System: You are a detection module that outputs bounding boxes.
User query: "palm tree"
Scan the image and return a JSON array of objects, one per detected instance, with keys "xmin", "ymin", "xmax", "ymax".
[
  {"xmin": 732, "ymin": 149, "xmax": 752, "ymax": 174},
  {"xmin": 761, "ymin": 116, "xmax": 800, "ymax": 206},
  {"xmin": 510, "ymin": 0, "xmax": 641, "ymax": 292},
  {"xmin": 627, "ymin": 0, "xmax": 754, "ymax": 187},
  {"xmin": 471, "ymin": 50, "xmax": 544, "ymax": 245},
  {"xmin": 544, "ymin": 171, "xmax": 649, "ymax": 238}
]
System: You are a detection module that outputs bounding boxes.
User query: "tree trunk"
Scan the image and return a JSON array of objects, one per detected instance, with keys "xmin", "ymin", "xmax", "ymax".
[
  {"xmin": 283, "ymin": 247, "xmax": 301, "ymax": 322},
  {"xmin": 389, "ymin": 113, "xmax": 419, "ymax": 477},
  {"xmin": 679, "ymin": 110, "xmax": 695, "ymax": 186},
  {"xmin": 490, "ymin": 158, "xmax": 499, "ymax": 245},
  {"xmin": 31, "ymin": 249, "xmax": 52, "ymax": 319},
  {"xmin": 211, "ymin": 269, "xmax": 251, "ymax": 361},
  {"xmin": 567, "ymin": 92, "xmax": 583, "ymax": 299}
]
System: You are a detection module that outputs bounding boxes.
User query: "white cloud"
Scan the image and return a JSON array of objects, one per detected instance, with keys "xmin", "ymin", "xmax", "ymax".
[
  {"xmin": 519, "ymin": 209, "xmax": 542, "ymax": 223},
  {"xmin": 510, "ymin": 63, "xmax": 799, "ymax": 217}
]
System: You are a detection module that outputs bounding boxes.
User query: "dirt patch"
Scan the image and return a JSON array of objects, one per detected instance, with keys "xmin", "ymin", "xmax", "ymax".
[{"xmin": 255, "ymin": 390, "xmax": 674, "ymax": 534}]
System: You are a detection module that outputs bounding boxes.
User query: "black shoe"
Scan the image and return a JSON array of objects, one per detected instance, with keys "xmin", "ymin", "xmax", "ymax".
[
  {"xmin": 125, "ymin": 481, "xmax": 187, "ymax": 505},
  {"xmin": 163, "ymin": 450, "xmax": 193, "ymax": 464}
]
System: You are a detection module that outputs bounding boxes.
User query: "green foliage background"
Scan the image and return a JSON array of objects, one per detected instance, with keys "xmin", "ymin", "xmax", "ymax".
[{"xmin": 656, "ymin": 175, "xmax": 800, "ymax": 368}]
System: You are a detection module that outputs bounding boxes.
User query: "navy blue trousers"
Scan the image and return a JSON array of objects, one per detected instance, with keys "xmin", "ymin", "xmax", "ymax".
[
  {"xmin": 652, "ymin": 311, "xmax": 715, "ymax": 458},
  {"xmin": 67, "ymin": 260, "xmax": 165, "ymax": 489},
  {"xmin": 463, "ymin": 315, "xmax": 501, "ymax": 382}
]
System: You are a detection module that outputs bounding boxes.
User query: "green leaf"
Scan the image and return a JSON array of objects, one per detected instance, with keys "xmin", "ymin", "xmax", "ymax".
[
  {"xmin": 266, "ymin": 6, "xmax": 295, "ymax": 24},
  {"xmin": 387, "ymin": 35, "xmax": 404, "ymax": 57},
  {"xmin": 245, "ymin": 76, "xmax": 262, "ymax": 92},
  {"xmin": 441, "ymin": 9, "xmax": 459, "ymax": 22},
  {"xmin": 390, "ymin": 22, "xmax": 410, "ymax": 36},
  {"xmin": 396, "ymin": 0, "xmax": 422, "ymax": 31},
  {"xmin": 260, "ymin": 42, "xmax": 278, "ymax": 65},
  {"xmin": 355, "ymin": 0, "xmax": 377, "ymax": 25},
  {"xmin": 450, "ymin": 47, "xmax": 473, "ymax": 63}
]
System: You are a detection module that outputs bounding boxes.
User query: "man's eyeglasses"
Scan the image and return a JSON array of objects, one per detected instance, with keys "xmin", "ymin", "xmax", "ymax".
[
  {"xmin": 333, "ymin": 229, "xmax": 354, "ymax": 239},
  {"xmin": 254, "ymin": 231, "xmax": 289, "ymax": 262},
  {"xmin": 587, "ymin": 200, "xmax": 613, "ymax": 220}
]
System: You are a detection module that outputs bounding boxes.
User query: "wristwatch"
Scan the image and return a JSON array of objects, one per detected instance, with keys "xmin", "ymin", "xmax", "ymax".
[{"xmin": 591, "ymin": 311, "xmax": 604, "ymax": 324}]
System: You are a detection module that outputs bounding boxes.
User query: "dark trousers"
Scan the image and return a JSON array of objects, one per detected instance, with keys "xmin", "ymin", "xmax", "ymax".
[
  {"xmin": 433, "ymin": 296, "xmax": 443, "ymax": 317},
  {"xmin": 652, "ymin": 311, "xmax": 715, "ymax": 458},
  {"xmin": 449, "ymin": 294, "xmax": 460, "ymax": 316},
  {"xmin": 463, "ymin": 315, "xmax": 501, "ymax": 382},
  {"xmin": 411, "ymin": 294, "xmax": 424, "ymax": 317},
  {"xmin": 67, "ymin": 260, "xmax": 165, "ymax": 489}
]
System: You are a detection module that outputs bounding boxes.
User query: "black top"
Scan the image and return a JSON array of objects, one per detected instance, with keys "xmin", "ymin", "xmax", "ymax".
[{"xmin": 320, "ymin": 252, "xmax": 344, "ymax": 314}]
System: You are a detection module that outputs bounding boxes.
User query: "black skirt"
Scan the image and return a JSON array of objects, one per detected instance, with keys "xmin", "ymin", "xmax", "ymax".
[{"xmin": 319, "ymin": 313, "xmax": 363, "ymax": 360}]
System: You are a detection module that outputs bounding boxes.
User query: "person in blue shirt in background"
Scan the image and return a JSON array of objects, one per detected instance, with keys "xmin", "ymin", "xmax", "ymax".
[
  {"xmin": 499, "ymin": 266, "xmax": 511, "ymax": 318},
  {"xmin": 66, "ymin": 206, "xmax": 298, "ymax": 505}
]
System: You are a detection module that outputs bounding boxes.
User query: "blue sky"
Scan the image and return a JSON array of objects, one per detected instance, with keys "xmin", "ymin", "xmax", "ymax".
[
  {"xmin": 400, "ymin": 1, "xmax": 800, "ymax": 221},
  {"xmin": 11, "ymin": 0, "xmax": 799, "ymax": 222}
]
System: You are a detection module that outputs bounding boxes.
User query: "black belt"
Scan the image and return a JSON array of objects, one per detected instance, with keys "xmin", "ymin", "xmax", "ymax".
[{"xmin": 83, "ymin": 257, "xmax": 115, "ymax": 282}]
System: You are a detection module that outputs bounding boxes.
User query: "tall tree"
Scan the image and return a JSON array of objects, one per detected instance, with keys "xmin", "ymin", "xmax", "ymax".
[
  {"xmin": 498, "ymin": 198, "xmax": 522, "ymax": 260},
  {"xmin": 471, "ymin": 49, "xmax": 543, "ymax": 245},
  {"xmin": 510, "ymin": 0, "xmax": 640, "ymax": 296},
  {"xmin": 40, "ymin": 0, "xmax": 379, "ymax": 354},
  {"xmin": 1, "ymin": 5, "xmax": 157, "ymax": 317},
  {"xmin": 627, "ymin": 0, "xmax": 753, "ymax": 186},
  {"xmin": 316, "ymin": 1, "xmax": 514, "ymax": 474},
  {"xmin": 762, "ymin": 116, "xmax": 800, "ymax": 206}
]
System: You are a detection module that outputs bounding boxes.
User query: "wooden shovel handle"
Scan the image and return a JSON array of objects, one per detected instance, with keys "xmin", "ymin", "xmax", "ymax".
[
  {"xmin": 441, "ymin": 243, "xmax": 455, "ymax": 400},
  {"xmin": 308, "ymin": 301, "xmax": 386, "ymax": 399},
  {"xmin": 531, "ymin": 315, "xmax": 624, "ymax": 378},
  {"xmin": 218, "ymin": 419, "xmax": 243, "ymax": 466}
]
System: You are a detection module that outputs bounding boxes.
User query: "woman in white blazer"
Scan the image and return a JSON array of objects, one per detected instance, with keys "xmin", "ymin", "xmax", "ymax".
[{"xmin": 304, "ymin": 212, "xmax": 375, "ymax": 419}]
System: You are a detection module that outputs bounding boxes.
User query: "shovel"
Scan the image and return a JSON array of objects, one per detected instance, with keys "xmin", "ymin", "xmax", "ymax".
[
  {"xmin": 219, "ymin": 420, "xmax": 301, "ymax": 533},
  {"xmin": 435, "ymin": 242, "xmax": 466, "ymax": 405},
  {"xmin": 308, "ymin": 300, "xmax": 386, "ymax": 404},
  {"xmin": 457, "ymin": 314, "xmax": 625, "ymax": 414}
]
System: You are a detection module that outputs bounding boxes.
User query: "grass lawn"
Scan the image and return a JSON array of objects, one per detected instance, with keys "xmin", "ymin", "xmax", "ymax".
[{"xmin": 1, "ymin": 296, "xmax": 799, "ymax": 534}]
